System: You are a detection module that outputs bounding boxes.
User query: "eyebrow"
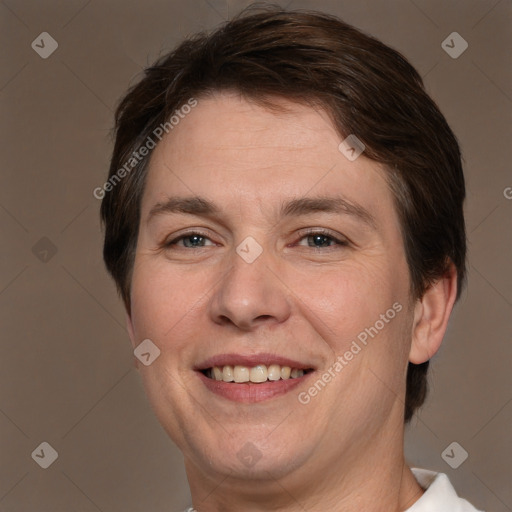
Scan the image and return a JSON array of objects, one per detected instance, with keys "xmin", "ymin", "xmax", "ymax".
[{"xmin": 147, "ymin": 195, "xmax": 376, "ymax": 228}]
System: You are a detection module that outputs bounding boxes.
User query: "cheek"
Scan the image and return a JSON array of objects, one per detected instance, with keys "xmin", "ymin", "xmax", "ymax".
[
  {"xmin": 129, "ymin": 255, "xmax": 211, "ymax": 342},
  {"xmin": 292, "ymin": 258, "xmax": 412, "ymax": 401},
  {"xmin": 288, "ymin": 259, "xmax": 401, "ymax": 340}
]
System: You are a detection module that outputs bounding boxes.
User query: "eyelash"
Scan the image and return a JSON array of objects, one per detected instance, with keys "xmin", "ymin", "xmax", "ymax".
[{"xmin": 163, "ymin": 228, "xmax": 348, "ymax": 250}]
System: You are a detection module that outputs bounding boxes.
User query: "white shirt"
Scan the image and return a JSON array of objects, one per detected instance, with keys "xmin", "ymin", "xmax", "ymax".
[
  {"xmin": 407, "ymin": 468, "xmax": 483, "ymax": 511},
  {"xmin": 184, "ymin": 468, "xmax": 483, "ymax": 511}
]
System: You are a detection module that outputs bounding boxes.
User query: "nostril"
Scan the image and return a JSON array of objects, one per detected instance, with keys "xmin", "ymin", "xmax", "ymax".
[{"xmin": 256, "ymin": 315, "xmax": 273, "ymax": 321}]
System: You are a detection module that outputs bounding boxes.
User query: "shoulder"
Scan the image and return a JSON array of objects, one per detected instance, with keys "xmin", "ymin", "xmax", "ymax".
[{"xmin": 407, "ymin": 468, "xmax": 484, "ymax": 512}]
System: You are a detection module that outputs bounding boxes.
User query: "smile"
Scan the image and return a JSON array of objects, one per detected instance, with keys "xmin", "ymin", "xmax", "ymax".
[
  {"xmin": 203, "ymin": 364, "xmax": 313, "ymax": 383},
  {"xmin": 196, "ymin": 354, "xmax": 315, "ymax": 402}
]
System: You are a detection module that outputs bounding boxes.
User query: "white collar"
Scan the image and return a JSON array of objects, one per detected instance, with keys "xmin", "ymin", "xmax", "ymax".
[{"xmin": 406, "ymin": 468, "xmax": 483, "ymax": 511}]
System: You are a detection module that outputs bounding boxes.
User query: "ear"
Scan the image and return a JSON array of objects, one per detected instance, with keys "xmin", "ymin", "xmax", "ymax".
[
  {"xmin": 126, "ymin": 311, "xmax": 140, "ymax": 370},
  {"xmin": 409, "ymin": 262, "xmax": 458, "ymax": 364}
]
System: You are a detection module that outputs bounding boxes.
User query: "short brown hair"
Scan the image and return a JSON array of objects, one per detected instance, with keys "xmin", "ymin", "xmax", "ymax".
[{"xmin": 100, "ymin": 5, "xmax": 466, "ymax": 422}]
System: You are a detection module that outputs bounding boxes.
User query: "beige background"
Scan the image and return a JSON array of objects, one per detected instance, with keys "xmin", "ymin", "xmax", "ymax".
[{"xmin": 1, "ymin": 0, "xmax": 511, "ymax": 511}]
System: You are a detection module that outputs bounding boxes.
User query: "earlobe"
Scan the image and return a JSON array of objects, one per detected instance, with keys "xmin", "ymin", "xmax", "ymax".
[{"xmin": 409, "ymin": 263, "xmax": 458, "ymax": 364}]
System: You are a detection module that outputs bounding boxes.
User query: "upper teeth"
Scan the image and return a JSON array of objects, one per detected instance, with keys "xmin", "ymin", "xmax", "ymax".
[{"xmin": 208, "ymin": 364, "xmax": 305, "ymax": 383}]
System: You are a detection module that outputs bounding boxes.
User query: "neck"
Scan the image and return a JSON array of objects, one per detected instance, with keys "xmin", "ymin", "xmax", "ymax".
[{"xmin": 186, "ymin": 461, "xmax": 423, "ymax": 512}]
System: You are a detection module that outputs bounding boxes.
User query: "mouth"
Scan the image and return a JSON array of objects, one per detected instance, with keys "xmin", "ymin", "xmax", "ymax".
[
  {"xmin": 195, "ymin": 354, "xmax": 315, "ymax": 403},
  {"xmin": 201, "ymin": 364, "xmax": 313, "ymax": 383}
]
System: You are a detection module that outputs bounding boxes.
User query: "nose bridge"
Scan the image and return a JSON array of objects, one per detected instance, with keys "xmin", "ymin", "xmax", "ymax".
[{"xmin": 209, "ymin": 237, "xmax": 290, "ymax": 330}]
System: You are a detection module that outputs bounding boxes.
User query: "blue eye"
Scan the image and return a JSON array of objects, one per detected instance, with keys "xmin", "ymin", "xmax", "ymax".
[
  {"xmin": 164, "ymin": 230, "xmax": 347, "ymax": 250},
  {"xmin": 165, "ymin": 232, "xmax": 215, "ymax": 248},
  {"xmin": 299, "ymin": 233, "xmax": 342, "ymax": 248}
]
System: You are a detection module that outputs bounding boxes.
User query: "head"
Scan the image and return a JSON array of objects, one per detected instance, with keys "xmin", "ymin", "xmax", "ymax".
[{"xmin": 100, "ymin": 5, "xmax": 466, "ymax": 487}]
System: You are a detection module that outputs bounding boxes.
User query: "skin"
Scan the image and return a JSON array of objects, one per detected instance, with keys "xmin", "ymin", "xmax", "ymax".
[{"xmin": 126, "ymin": 91, "xmax": 458, "ymax": 511}]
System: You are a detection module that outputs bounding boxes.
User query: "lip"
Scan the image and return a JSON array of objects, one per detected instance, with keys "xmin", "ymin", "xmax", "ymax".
[
  {"xmin": 197, "ymin": 370, "xmax": 313, "ymax": 403},
  {"xmin": 195, "ymin": 352, "xmax": 315, "ymax": 403}
]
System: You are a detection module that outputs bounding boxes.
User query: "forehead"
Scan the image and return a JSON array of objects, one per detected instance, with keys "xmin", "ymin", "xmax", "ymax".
[{"xmin": 142, "ymin": 91, "xmax": 398, "ymax": 227}]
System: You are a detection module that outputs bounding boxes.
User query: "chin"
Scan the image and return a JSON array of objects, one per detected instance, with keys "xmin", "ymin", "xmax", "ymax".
[{"xmin": 185, "ymin": 426, "xmax": 312, "ymax": 481}]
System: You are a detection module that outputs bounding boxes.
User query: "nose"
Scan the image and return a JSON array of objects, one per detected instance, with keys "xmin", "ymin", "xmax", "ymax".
[{"xmin": 209, "ymin": 245, "xmax": 291, "ymax": 331}]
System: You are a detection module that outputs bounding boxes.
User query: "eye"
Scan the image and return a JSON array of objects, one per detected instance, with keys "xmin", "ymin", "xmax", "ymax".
[
  {"xmin": 295, "ymin": 229, "xmax": 348, "ymax": 249},
  {"xmin": 163, "ymin": 229, "xmax": 348, "ymax": 251},
  {"xmin": 164, "ymin": 231, "xmax": 216, "ymax": 248}
]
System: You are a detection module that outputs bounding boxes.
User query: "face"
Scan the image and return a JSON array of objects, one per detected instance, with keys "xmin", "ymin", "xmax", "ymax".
[{"xmin": 127, "ymin": 92, "xmax": 415, "ymax": 485}]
